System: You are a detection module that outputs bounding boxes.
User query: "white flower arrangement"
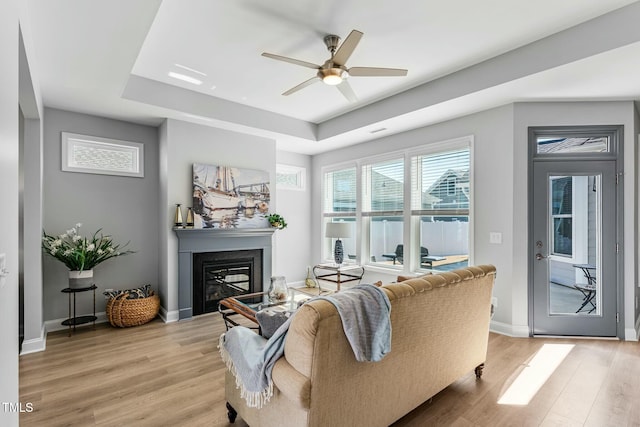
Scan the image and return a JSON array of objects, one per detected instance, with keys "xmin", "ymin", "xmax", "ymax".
[{"xmin": 42, "ymin": 223, "xmax": 134, "ymax": 271}]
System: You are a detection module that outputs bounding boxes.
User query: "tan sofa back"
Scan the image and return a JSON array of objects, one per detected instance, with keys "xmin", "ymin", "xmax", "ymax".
[{"xmin": 226, "ymin": 265, "xmax": 496, "ymax": 427}]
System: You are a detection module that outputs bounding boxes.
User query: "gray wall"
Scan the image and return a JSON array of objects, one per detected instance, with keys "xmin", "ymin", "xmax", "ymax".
[
  {"xmin": 312, "ymin": 101, "xmax": 639, "ymax": 339},
  {"xmin": 312, "ymin": 104, "xmax": 516, "ymax": 323},
  {"xmin": 0, "ymin": 0, "xmax": 20, "ymax": 423},
  {"xmin": 42, "ymin": 108, "xmax": 159, "ymax": 322},
  {"xmin": 274, "ymin": 151, "xmax": 312, "ymax": 285},
  {"xmin": 159, "ymin": 119, "xmax": 276, "ymax": 320}
]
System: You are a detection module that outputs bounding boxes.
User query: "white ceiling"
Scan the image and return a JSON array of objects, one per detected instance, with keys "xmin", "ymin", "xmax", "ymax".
[{"xmin": 23, "ymin": 0, "xmax": 640, "ymax": 154}]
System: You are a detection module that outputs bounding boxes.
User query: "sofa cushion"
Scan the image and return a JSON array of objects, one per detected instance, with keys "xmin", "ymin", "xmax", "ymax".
[{"xmin": 396, "ymin": 272, "xmax": 432, "ymax": 283}]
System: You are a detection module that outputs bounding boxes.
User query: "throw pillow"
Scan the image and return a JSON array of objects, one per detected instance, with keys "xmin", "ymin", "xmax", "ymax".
[
  {"xmin": 103, "ymin": 284, "xmax": 153, "ymax": 300},
  {"xmin": 255, "ymin": 309, "xmax": 290, "ymax": 339}
]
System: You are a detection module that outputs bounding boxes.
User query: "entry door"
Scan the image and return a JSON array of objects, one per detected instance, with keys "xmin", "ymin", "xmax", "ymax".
[{"xmin": 532, "ymin": 161, "xmax": 617, "ymax": 336}]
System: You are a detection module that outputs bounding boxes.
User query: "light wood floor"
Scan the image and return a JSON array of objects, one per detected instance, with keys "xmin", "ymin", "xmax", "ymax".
[{"xmin": 19, "ymin": 314, "xmax": 640, "ymax": 426}]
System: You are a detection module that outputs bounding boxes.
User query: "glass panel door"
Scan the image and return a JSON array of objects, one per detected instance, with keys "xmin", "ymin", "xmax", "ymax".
[{"xmin": 532, "ymin": 162, "xmax": 616, "ymax": 336}]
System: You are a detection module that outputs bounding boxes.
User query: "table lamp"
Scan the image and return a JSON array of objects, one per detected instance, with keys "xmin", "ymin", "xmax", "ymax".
[{"xmin": 325, "ymin": 222, "xmax": 352, "ymax": 265}]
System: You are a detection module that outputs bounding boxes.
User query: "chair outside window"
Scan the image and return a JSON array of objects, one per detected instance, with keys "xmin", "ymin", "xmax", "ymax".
[
  {"xmin": 383, "ymin": 245, "xmax": 434, "ymax": 267},
  {"xmin": 573, "ymin": 264, "xmax": 597, "ymax": 314}
]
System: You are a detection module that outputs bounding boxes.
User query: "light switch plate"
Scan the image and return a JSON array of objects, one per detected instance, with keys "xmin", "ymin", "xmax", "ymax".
[
  {"xmin": 0, "ymin": 253, "xmax": 6, "ymax": 288},
  {"xmin": 489, "ymin": 232, "xmax": 503, "ymax": 244}
]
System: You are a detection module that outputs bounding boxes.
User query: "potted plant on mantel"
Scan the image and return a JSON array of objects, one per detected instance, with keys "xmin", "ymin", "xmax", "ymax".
[
  {"xmin": 267, "ymin": 213, "xmax": 287, "ymax": 230},
  {"xmin": 42, "ymin": 223, "xmax": 134, "ymax": 289}
]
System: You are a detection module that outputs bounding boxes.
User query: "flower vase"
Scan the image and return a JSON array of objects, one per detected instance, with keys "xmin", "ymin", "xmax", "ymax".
[
  {"xmin": 304, "ymin": 267, "xmax": 317, "ymax": 288},
  {"xmin": 68, "ymin": 270, "xmax": 94, "ymax": 289}
]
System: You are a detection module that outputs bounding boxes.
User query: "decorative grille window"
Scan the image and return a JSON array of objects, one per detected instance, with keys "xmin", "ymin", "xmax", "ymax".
[
  {"xmin": 276, "ymin": 164, "xmax": 305, "ymax": 190},
  {"xmin": 61, "ymin": 132, "xmax": 144, "ymax": 178}
]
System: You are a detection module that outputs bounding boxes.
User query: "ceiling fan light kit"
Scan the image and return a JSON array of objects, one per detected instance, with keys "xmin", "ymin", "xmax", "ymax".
[
  {"xmin": 318, "ymin": 67, "xmax": 346, "ymax": 85},
  {"xmin": 262, "ymin": 29, "xmax": 407, "ymax": 102}
]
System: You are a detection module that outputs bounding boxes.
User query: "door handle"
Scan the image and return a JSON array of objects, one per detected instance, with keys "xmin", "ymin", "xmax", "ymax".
[{"xmin": 535, "ymin": 253, "xmax": 547, "ymax": 261}]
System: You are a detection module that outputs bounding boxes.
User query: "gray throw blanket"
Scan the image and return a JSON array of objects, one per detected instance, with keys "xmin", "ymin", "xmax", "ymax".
[
  {"xmin": 317, "ymin": 284, "xmax": 391, "ymax": 362},
  {"xmin": 219, "ymin": 284, "xmax": 392, "ymax": 408}
]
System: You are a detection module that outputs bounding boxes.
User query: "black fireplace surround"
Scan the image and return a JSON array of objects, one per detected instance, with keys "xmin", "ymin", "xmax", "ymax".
[
  {"xmin": 174, "ymin": 228, "xmax": 274, "ymax": 320},
  {"xmin": 192, "ymin": 249, "xmax": 262, "ymax": 315}
]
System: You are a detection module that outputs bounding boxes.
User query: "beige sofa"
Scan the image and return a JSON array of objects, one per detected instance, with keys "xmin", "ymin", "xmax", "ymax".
[{"xmin": 225, "ymin": 265, "xmax": 496, "ymax": 427}]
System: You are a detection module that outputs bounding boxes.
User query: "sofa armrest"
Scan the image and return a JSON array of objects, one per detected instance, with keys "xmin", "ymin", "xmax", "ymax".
[{"xmin": 272, "ymin": 358, "xmax": 311, "ymax": 410}]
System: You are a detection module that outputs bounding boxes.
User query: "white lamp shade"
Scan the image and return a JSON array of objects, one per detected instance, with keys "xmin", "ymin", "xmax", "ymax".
[{"xmin": 325, "ymin": 222, "xmax": 352, "ymax": 239}]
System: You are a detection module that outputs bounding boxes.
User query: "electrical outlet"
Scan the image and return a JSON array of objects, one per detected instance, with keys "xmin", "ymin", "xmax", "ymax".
[{"xmin": 489, "ymin": 232, "xmax": 503, "ymax": 244}]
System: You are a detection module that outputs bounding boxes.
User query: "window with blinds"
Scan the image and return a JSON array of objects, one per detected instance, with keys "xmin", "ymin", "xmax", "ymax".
[
  {"xmin": 323, "ymin": 167, "xmax": 357, "ymax": 261},
  {"xmin": 320, "ymin": 136, "xmax": 472, "ymax": 269},
  {"xmin": 411, "ymin": 149, "xmax": 470, "ymax": 214},
  {"xmin": 411, "ymin": 147, "xmax": 470, "ymax": 271},
  {"xmin": 324, "ymin": 168, "xmax": 357, "ymax": 214},
  {"xmin": 362, "ymin": 158, "xmax": 404, "ymax": 265}
]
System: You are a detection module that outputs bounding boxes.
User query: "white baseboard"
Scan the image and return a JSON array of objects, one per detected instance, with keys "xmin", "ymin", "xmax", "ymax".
[
  {"xmin": 159, "ymin": 306, "xmax": 179, "ymax": 323},
  {"xmin": 490, "ymin": 320, "xmax": 530, "ymax": 337},
  {"xmin": 20, "ymin": 324, "xmax": 47, "ymax": 355},
  {"xmin": 625, "ymin": 316, "xmax": 640, "ymax": 341}
]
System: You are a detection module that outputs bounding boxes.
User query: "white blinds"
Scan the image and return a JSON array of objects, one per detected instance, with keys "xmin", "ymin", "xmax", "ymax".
[
  {"xmin": 362, "ymin": 158, "xmax": 404, "ymax": 215},
  {"xmin": 411, "ymin": 148, "xmax": 470, "ymax": 214},
  {"xmin": 324, "ymin": 167, "xmax": 357, "ymax": 214}
]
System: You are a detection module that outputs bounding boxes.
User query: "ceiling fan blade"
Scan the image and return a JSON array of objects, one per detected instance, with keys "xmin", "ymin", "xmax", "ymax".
[
  {"xmin": 261, "ymin": 52, "xmax": 321, "ymax": 70},
  {"xmin": 348, "ymin": 67, "xmax": 408, "ymax": 77},
  {"xmin": 332, "ymin": 30, "xmax": 363, "ymax": 66},
  {"xmin": 282, "ymin": 76, "xmax": 320, "ymax": 96},
  {"xmin": 336, "ymin": 80, "xmax": 358, "ymax": 103}
]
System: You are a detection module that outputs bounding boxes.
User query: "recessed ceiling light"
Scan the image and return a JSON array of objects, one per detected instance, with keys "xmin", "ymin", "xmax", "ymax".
[
  {"xmin": 370, "ymin": 127, "xmax": 387, "ymax": 134},
  {"xmin": 182, "ymin": 113, "xmax": 213, "ymax": 122},
  {"xmin": 168, "ymin": 72, "xmax": 202, "ymax": 85},
  {"xmin": 174, "ymin": 63, "xmax": 207, "ymax": 76}
]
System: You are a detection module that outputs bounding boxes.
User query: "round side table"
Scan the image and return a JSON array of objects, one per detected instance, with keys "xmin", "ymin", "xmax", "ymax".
[{"xmin": 61, "ymin": 284, "xmax": 98, "ymax": 336}]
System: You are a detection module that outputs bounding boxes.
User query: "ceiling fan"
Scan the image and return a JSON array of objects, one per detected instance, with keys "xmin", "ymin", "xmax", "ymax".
[{"xmin": 261, "ymin": 30, "xmax": 408, "ymax": 102}]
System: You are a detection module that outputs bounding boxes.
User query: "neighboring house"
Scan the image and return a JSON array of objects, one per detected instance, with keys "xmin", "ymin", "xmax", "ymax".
[{"xmin": 424, "ymin": 168, "xmax": 470, "ymax": 211}]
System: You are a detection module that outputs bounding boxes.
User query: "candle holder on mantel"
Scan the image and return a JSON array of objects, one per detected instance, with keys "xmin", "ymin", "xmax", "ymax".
[
  {"xmin": 174, "ymin": 204, "xmax": 184, "ymax": 228},
  {"xmin": 186, "ymin": 207, "xmax": 194, "ymax": 228}
]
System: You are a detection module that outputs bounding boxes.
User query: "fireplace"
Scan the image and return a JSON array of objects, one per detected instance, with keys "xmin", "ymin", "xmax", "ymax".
[
  {"xmin": 192, "ymin": 249, "xmax": 262, "ymax": 315},
  {"xmin": 174, "ymin": 228, "xmax": 274, "ymax": 320}
]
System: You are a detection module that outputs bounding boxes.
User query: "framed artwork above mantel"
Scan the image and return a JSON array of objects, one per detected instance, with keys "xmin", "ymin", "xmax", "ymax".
[{"xmin": 192, "ymin": 163, "xmax": 271, "ymax": 229}]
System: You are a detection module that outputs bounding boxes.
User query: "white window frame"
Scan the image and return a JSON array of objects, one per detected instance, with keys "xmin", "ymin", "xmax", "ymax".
[
  {"xmin": 61, "ymin": 132, "xmax": 144, "ymax": 178},
  {"xmin": 321, "ymin": 163, "xmax": 358, "ymax": 262},
  {"xmin": 321, "ymin": 135, "xmax": 474, "ymax": 273},
  {"xmin": 548, "ymin": 175, "xmax": 589, "ymax": 264}
]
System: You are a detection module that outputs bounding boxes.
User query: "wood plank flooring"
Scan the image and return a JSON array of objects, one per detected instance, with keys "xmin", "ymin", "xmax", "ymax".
[{"xmin": 19, "ymin": 314, "xmax": 640, "ymax": 426}]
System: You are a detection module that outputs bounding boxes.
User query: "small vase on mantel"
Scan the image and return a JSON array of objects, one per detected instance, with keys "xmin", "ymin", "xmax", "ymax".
[{"xmin": 68, "ymin": 269, "xmax": 94, "ymax": 289}]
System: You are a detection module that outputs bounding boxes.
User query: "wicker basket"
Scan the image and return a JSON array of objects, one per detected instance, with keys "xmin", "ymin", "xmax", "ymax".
[{"xmin": 106, "ymin": 292, "xmax": 160, "ymax": 328}]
